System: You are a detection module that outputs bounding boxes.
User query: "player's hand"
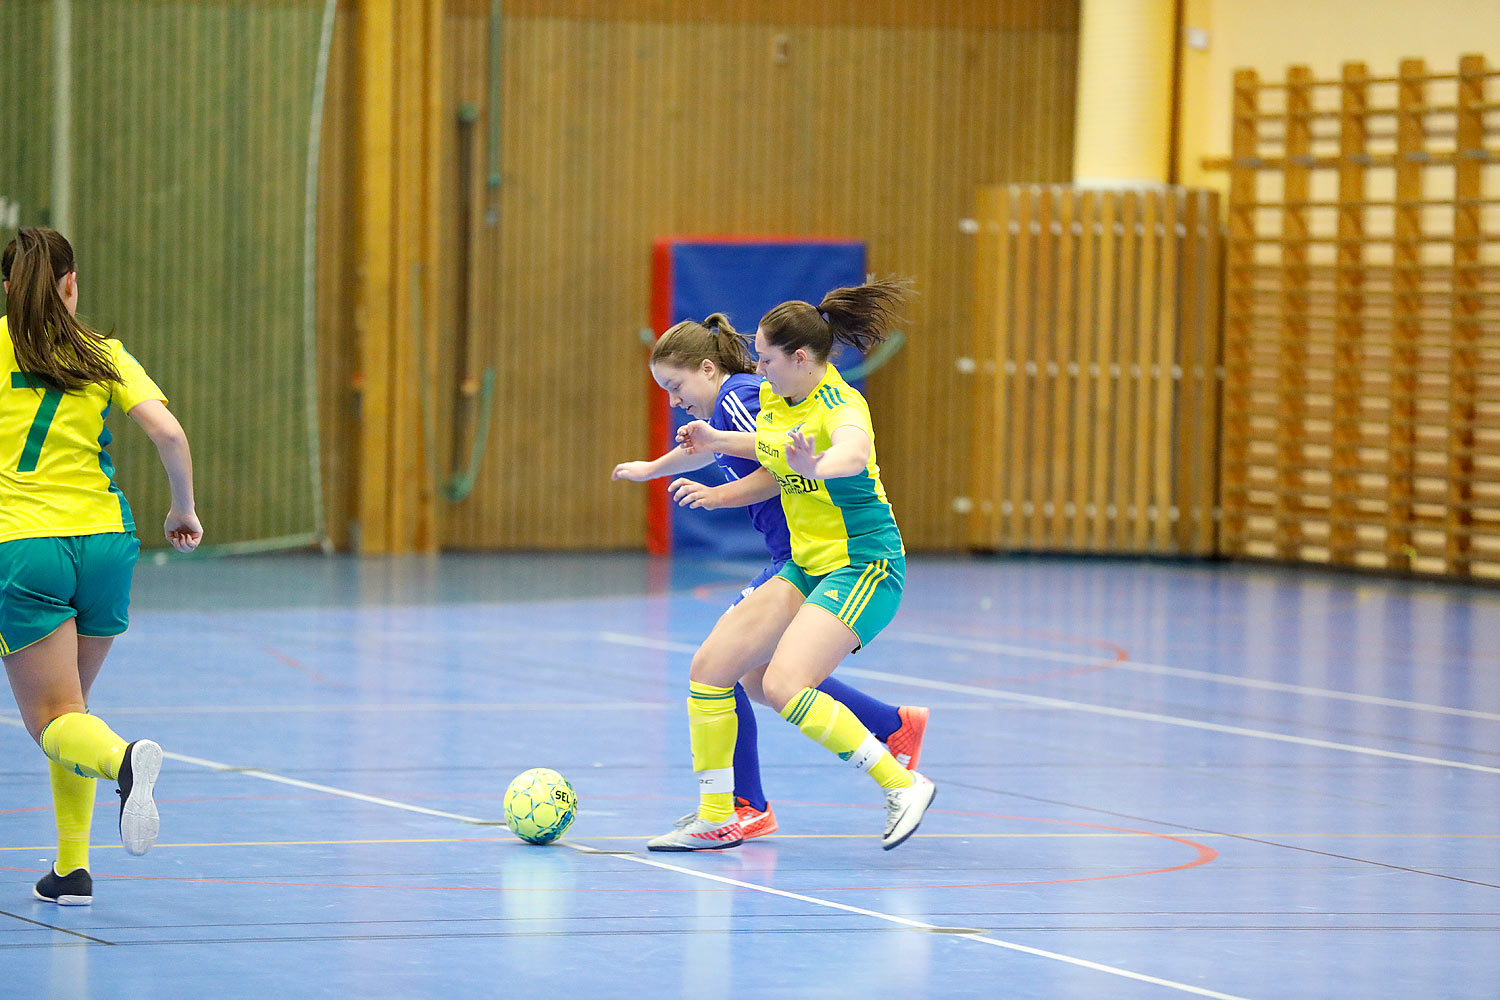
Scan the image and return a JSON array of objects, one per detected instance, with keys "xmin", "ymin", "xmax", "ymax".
[
  {"xmin": 785, "ymin": 429, "xmax": 821, "ymax": 479},
  {"xmin": 668, "ymin": 478, "xmax": 720, "ymax": 510},
  {"xmin": 676, "ymin": 420, "xmax": 717, "ymax": 454},
  {"xmin": 164, "ymin": 508, "xmax": 203, "ymax": 553},
  {"xmin": 612, "ymin": 461, "xmax": 652, "ymax": 481}
]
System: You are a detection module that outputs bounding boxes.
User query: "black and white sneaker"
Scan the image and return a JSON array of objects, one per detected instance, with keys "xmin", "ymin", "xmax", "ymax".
[
  {"xmin": 33, "ymin": 866, "xmax": 93, "ymax": 905},
  {"xmin": 117, "ymin": 739, "xmax": 162, "ymax": 856},
  {"xmin": 882, "ymin": 772, "xmax": 936, "ymax": 850}
]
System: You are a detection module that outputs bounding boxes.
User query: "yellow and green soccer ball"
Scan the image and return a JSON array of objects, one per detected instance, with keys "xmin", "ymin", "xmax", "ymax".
[{"xmin": 504, "ymin": 767, "xmax": 578, "ymax": 845}]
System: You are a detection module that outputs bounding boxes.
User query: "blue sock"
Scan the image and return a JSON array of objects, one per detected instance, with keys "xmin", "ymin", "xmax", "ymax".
[
  {"xmin": 816, "ymin": 676, "xmax": 902, "ymax": 742},
  {"xmin": 730, "ymin": 683, "xmax": 767, "ymax": 811}
]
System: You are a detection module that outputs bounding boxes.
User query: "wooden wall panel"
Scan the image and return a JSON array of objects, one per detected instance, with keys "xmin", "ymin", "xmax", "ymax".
[
  {"xmin": 430, "ymin": 5, "xmax": 1079, "ymax": 551},
  {"xmin": 467, "ymin": 0, "xmax": 1076, "ymax": 31}
]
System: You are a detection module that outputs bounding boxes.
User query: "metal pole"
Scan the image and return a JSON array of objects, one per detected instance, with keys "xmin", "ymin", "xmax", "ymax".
[{"xmin": 301, "ymin": 0, "xmax": 338, "ymax": 551}]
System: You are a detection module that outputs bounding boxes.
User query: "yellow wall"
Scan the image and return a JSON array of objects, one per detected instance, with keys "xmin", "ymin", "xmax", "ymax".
[
  {"xmin": 1073, "ymin": 0, "xmax": 1175, "ymax": 184},
  {"xmin": 1178, "ymin": 0, "xmax": 1500, "ymax": 190}
]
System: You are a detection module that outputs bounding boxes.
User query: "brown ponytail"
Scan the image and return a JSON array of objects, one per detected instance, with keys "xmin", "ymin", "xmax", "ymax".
[
  {"xmin": 2, "ymin": 227, "xmax": 120, "ymax": 391},
  {"xmin": 651, "ymin": 311, "xmax": 756, "ymax": 375},
  {"xmin": 758, "ymin": 276, "xmax": 913, "ymax": 362}
]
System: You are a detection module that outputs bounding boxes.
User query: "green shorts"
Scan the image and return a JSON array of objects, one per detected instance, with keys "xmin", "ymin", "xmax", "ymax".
[
  {"xmin": 0, "ymin": 532, "xmax": 139, "ymax": 656},
  {"xmin": 777, "ymin": 555, "xmax": 905, "ymax": 651}
]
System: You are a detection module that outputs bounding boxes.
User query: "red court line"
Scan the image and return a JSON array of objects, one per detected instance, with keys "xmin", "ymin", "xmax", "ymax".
[
  {"xmin": 802, "ymin": 810, "xmax": 1217, "ymax": 891},
  {"xmin": 0, "ymin": 807, "xmax": 1215, "ymax": 894},
  {"xmin": 260, "ymin": 645, "xmax": 350, "ymax": 688}
]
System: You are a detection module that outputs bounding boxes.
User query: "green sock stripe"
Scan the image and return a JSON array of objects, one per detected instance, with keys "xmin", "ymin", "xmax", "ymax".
[
  {"xmin": 785, "ymin": 689, "xmax": 818, "ymax": 727},
  {"xmin": 688, "ymin": 681, "xmax": 736, "ymax": 705}
]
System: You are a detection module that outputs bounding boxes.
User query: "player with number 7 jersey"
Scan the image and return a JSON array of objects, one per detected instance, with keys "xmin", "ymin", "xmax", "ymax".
[
  {"xmin": 2, "ymin": 321, "xmax": 165, "ymax": 545},
  {"xmin": 2, "ymin": 226, "xmax": 202, "ymax": 907}
]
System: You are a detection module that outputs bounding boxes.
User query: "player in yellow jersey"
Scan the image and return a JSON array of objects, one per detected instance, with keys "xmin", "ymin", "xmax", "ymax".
[
  {"xmin": 1, "ymin": 228, "xmax": 202, "ymax": 904},
  {"xmin": 614, "ymin": 314, "xmax": 929, "ymax": 843},
  {"xmin": 648, "ymin": 278, "xmax": 935, "ymax": 852}
]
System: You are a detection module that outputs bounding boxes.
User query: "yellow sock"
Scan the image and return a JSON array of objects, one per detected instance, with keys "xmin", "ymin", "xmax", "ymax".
[
  {"xmin": 49, "ymin": 759, "xmax": 96, "ymax": 873},
  {"xmin": 781, "ymin": 687, "xmax": 914, "ymax": 791},
  {"xmin": 39, "ymin": 712, "xmax": 127, "ymax": 781},
  {"xmin": 688, "ymin": 681, "xmax": 738, "ymax": 822}
]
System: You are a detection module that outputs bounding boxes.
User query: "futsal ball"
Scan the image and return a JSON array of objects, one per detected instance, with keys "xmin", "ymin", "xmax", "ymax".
[{"xmin": 504, "ymin": 767, "xmax": 578, "ymax": 845}]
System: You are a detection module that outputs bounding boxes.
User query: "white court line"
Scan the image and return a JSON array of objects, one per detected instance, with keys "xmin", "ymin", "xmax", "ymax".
[
  {"xmin": 891, "ymin": 629, "xmax": 1500, "ymax": 723},
  {"xmin": 0, "ymin": 719, "xmax": 498, "ymax": 826},
  {"xmin": 162, "ymin": 749, "xmax": 496, "ymax": 824},
  {"xmin": 601, "ymin": 852, "xmax": 1250, "ymax": 1000},
  {"xmin": 601, "ymin": 631, "xmax": 696, "ymax": 654},
  {"xmin": 0, "ymin": 716, "xmax": 1249, "ymax": 998},
  {"xmin": 599, "ymin": 634, "xmax": 1500, "ymax": 776}
]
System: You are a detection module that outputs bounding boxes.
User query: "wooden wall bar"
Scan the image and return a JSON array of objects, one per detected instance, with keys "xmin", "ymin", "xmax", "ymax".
[
  {"xmin": 1209, "ymin": 55, "xmax": 1500, "ymax": 579},
  {"xmin": 967, "ymin": 185, "xmax": 1223, "ymax": 556}
]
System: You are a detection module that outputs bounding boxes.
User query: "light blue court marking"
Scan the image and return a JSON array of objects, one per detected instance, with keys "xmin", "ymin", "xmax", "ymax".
[
  {"xmin": 0, "ymin": 713, "xmax": 1247, "ymax": 1000},
  {"xmin": 889, "ymin": 630, "xmax": 1500, "ymax": 722},
  {"xmin": 616, "ymin": 853, "xmax": 1252, "ymax": 1000},
  {"xmin": 595, "ymin": 633, "xmax": 1500, "ymax": 775},
  {"xmin": 100, "ymin": 701, "xmax": 670, "ymax": 717},
  {"xmin": 4, "ymin": 553, "xmax": 1498, "ymax": 1000}
]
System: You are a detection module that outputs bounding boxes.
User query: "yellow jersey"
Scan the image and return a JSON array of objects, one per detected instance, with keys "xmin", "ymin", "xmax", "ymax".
[
  {"xmin": 1, "ymin": 315, "xmax": 166, "ymax": 543},
  {"xmin": 756, "ymin": 364, "xmax": 904, "ymax": 576}
]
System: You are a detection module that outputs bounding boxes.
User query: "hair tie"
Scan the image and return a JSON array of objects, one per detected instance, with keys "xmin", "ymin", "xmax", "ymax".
[{"xmin": 819, "ymin": 310, "xmax": 830, "ymax": 323}]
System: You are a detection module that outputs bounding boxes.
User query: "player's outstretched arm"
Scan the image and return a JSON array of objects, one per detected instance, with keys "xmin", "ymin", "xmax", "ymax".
[
  {"xmin": 677, "ymin": 420, "xmax": 756, "ymax": 458},
  {"xmin": 668, "ymin": 467, "xmax": 780, "ymax": 510},
  {"xmin": 612, "ymin": 445, "xmax": 715, "ymax": 482},
  {"xmin": 785, "ymin": 424, "xmax": 872, "ymax": 480},
  {"xmin": 127, "ymin": 399, "xmax": 202, "ymax": 552}
]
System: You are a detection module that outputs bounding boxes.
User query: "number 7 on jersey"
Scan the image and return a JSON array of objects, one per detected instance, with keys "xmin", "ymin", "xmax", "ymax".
[{"xmin": 11, "ymin": 372, "xmax": 63, "ymax": 472}]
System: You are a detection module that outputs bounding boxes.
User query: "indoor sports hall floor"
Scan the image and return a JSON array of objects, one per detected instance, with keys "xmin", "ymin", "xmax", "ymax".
[{"xmin": 2, "ymin": 552, "xmax": 1497, "ymax": 999}]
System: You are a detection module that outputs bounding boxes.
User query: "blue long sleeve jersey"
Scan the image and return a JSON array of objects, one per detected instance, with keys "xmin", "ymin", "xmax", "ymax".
[{"xmin": 710, "ymin": 372, "xmax": 792, "ymax": 566}]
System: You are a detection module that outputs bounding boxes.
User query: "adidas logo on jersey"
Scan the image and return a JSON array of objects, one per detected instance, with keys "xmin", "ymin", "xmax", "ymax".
[{"xmin": 823, "ymin": 589, "xmax": 840, "ymax": 601}]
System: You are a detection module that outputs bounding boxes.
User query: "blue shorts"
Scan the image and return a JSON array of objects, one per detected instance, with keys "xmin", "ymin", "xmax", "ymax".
[
  {"xmin": 728, "ymin": 561, "xmax": 787, "ymax": 610},
  {"xmin": 0, "ymin": 532, "xmax": 139, "ymax": 655}
]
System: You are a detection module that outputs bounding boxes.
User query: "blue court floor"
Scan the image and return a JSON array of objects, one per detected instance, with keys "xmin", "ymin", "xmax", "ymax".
[{"xmin": 2, "ymin": 552, "xmax": 1498, "ymax": 999}]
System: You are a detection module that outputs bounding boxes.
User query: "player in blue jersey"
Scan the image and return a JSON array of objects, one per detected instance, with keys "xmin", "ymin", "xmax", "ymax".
[{"xmin": 613, "ymin": 312, "xmax": 927, "ymax": 841}]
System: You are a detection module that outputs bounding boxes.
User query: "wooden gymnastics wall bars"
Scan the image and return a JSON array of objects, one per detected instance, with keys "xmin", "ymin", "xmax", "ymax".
[
  {"xmin": 966, "ymin": 185, "xmax": 1224, "ymax": 556},
  {"xmin": 1206, "ymin": 56, "xmax": 1500, "ymax": 579}
]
